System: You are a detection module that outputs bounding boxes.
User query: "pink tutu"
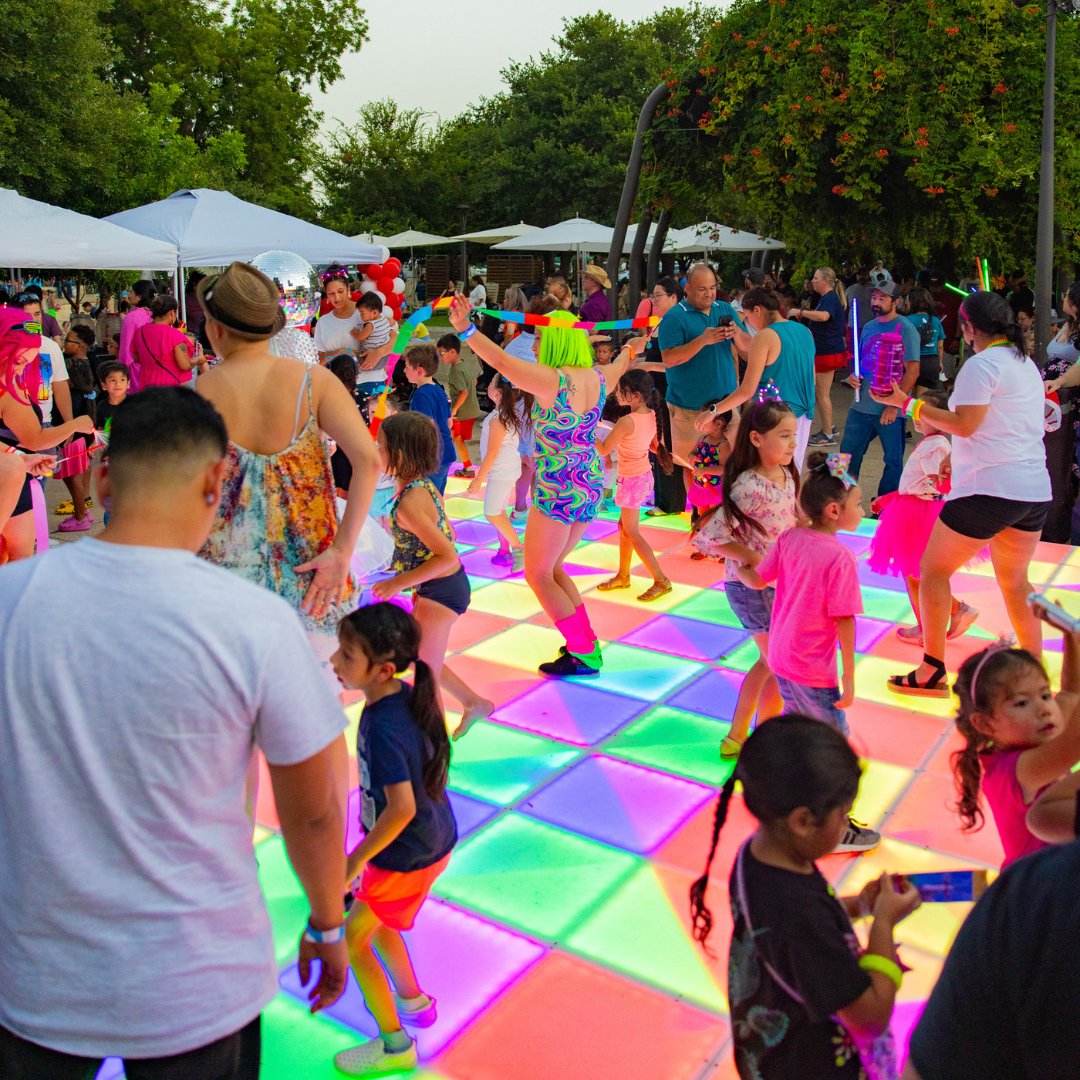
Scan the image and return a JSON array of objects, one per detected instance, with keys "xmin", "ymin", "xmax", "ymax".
[
  {"xmin": 54, "ymin": 440, "xmax": 90, "ymax": 480},
  {"xmin": 687, "ymin": 481, "xmax": 723, "ymax": 512},
  {"xmin": 867, "ymin": 492, "xmax": 988, "ymax": 579}
]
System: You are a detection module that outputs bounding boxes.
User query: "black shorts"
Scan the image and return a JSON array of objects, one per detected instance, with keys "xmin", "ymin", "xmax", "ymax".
[
  {"xmin": 414, "ymin": 566, "xmax": 471, "ymax": 616},
  {"xmin": 939, "ymin": 494, "xmax": 1051, "ymax": 540}
]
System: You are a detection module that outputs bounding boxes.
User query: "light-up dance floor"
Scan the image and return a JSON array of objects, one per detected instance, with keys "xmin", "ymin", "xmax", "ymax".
[{"xmin": 97, "ymin": 478, "xmax": 1079, "ymax": 1079}]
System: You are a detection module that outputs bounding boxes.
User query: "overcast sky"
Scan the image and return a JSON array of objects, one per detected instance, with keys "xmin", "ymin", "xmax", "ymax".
[{"xmin": 313, "ymin": 0, "xmax": 682, "ymax": 131}]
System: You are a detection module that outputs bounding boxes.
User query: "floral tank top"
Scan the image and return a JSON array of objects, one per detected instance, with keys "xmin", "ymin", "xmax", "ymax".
[
  {"xmin": 389, "ymin": 478, "xmax": 455, "ymax": 573},
  {"xmin": 200, "ymin": 367, "xmax": 356, "ymax": 634}
]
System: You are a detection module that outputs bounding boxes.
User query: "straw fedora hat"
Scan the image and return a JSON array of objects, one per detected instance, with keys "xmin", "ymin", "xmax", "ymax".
[
  {"xmin": 582, "ymin": 263, "xmax": 612, "ymax": 290},
  {"xmin": 197, "ymin": 262, "xmax": 285, "ymax": 340}
]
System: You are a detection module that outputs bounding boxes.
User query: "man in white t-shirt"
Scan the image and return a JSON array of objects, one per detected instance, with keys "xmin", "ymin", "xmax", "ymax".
[{"xmin": 0, "ymin": 388, "xmax": 350, "ymax": 1079}]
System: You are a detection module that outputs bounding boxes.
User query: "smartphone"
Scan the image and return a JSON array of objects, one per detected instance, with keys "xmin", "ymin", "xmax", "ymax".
[
  {"xmin": 718, "ymin": 315, "xmax": 733, "ymax": 328},
  {"xmin": 1029, "ymin": 592, "xmax": 1080, "ymax": 635},
  {"xmin": 894, "ymin": 870, "xmax": 990, "ymax": 902}
]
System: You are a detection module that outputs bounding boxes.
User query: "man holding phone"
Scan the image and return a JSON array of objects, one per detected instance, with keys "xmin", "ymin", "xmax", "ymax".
[{"xmin": 657, "ymin": 264, "xmax": 751, "ymax": 487}]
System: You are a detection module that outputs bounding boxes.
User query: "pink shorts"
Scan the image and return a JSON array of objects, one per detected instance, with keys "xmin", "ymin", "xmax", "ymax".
[
  {"xmin": 351, "ymin": 853, "xmax": 451, "ymax": 930},
  {"xmin": 615, "ymin": 471, "xmax": 654, "ymax": 509}
]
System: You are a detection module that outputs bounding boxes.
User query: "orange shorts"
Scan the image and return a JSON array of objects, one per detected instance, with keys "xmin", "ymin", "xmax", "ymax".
[
  {"xmin": 451, "ymin": 417, "xmax": 475, "ymax": 441},
  {"xmin": 350, "ymin": 853, "xmax": 451, "ymax": 930}
]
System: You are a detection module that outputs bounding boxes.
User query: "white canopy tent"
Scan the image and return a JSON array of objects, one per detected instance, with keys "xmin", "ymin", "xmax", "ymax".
[
  {"xmin": 671, "ymin": 222, "xmax": 786, "ymax": 254},
  {"xmin": 351, "ymin": 231, "xmax": 392, "ymax": 248},
  {"xmin": 382, "ymin": 229, "xmax": 451, "ymax": 248},
  {"xmin": 105, "ymin": 188, "xmax": 389, "ymax": 320},
  {"xmin": 492, "ymin": 217, "xmax": 614, "ymax": 254},
  {"xmin": 449, "ymin": 222, "xmax": 539, "ymax": 244},
  {"xmin": 0, "ymin": 187, "xmax": 178, "ymax": 269}
]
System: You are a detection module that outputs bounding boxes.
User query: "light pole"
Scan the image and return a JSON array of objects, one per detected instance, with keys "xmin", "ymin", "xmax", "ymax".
[
  {"xmin": 1033, "ymin": 1, "xmax": 1058, "ymax": 366},
  {"xmin": 457, "ymin": 203, "xmax": 470, "ymax": 294}
]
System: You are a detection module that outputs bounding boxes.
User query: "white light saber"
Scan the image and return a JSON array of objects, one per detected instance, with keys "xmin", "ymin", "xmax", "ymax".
[{"xmin": 851, "ymin": 297, "xmax": 861, "ymax": 403}]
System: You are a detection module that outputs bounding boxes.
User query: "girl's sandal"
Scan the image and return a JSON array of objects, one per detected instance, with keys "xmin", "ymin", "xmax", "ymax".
[
  {"xmin": 597, "ymin": 576, "xmax": 632, "ymax": 591},
  {"xmin": 887, "ymin": 655, "xmax": 949, "ymax": 698},
  {"xmin": 637, "ymin": 579, "xmax": 673, "ymax": 602},
  {"xmin": 720, "ymin": 735, "xmax": 745, "ymax": 760}
]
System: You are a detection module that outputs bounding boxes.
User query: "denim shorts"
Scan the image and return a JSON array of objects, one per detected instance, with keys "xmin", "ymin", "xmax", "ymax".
[
  {"xmin": 725, "ymin": 581, "xmax": 774, "ymax": 633},
  {"xmin": 775, "ymin": 676, "xmax": 849, "ymax": 736}
]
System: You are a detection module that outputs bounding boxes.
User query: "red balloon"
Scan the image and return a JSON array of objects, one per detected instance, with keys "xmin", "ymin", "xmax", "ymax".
[
  {"xmin": 376, "ymin": 276, "xmax": 396, "ymax": 295},
  {"xmin": 364, "ymin": 263, "xmax": 383, "ymax": 279},
  {"xmin": 383, "ymin": 257, "xmax": 402, "ymax": 277},
  {"xmin": 350, "ymin": 291, "xmax": 362, "ymax": 303},
  {"xmin": 319, "ymin": 297, "xmax": 333, "ymax": 315}
]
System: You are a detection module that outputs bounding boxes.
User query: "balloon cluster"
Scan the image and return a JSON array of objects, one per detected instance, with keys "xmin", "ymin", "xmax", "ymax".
[{"xmin": 317, "ymin": 259, "xmax": 406, "ymax": 324}]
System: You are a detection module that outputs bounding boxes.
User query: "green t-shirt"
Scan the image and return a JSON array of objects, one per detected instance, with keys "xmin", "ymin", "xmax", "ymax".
[{"xmin": 447, "ymin": 354, "xmax": 483, "ymax": 420}]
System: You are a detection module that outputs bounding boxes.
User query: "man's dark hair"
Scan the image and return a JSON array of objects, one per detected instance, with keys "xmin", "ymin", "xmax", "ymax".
[
  {"xmin": 68, "ymin": 324, "xmax": 95, "ymax": 348},
  {"xmin": 108, "ymin": 387, "xmax": 227, "ymax": 486}
]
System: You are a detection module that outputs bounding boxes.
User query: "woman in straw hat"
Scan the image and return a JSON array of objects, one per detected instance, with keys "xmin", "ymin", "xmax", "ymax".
[
  {"xmin": 579, "ymin": 263, "xmax": 612, "ymax": 325},
  {"xmin": 195, "ymin": 262, "xmax": 380, "ymax": 656}
]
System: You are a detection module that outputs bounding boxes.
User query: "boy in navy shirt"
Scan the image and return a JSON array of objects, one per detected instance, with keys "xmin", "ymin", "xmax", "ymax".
[{"xmin": 403, "ymin": 344, "xmax": 456, "ymax": 493}]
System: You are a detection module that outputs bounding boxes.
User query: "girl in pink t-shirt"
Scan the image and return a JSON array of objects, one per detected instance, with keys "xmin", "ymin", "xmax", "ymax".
[
  {"xmin": 596, "ymin": 369, "xmax": 674, "ymax": 603},
  {"xmin": 131, "ymin": 297, "xmax": 204, "ymax": 390},
  {"xmin": 737, "ymin": 451, "xmax": 865, "ymax": 736},
  {"xmin": 952, "ymin": 628, "xmax": 1080, "ymax": 868}
]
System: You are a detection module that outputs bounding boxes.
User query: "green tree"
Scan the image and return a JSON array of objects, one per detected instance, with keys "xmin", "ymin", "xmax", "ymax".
[
  {"xmin": 659, "ymin": 0, "xmax": 1080, "ymax": 275},
  {"xmin": 316, "ymin": 100, "xmax": 438, "ymax": 236},
  {"xmin": 101, "ymin": 0, "xmax": 369, "ymax": 216}
]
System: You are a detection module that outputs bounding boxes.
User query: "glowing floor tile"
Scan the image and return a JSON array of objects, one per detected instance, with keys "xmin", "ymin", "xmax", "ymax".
[
  {"xmin": 853, "ymin": 656, "xmax": 957, "ymax": 718},
  {"xmin": 522, "ymin": 755, "xmax": 712, "ymax": 854},
  {"xmin": 257, "ymin": 835, "xmax": 310, "ymax": 968},
  {"xmin": 441, "ymin": 654, "xmax": 539, "ymax": 707},
  {"xmin": 714, "ymin": 639, "xmax": 762, "ymax": 673},
  {"xmin": 640, "ymin": 511, "xmax": 693, "ymax": 531},
  {"xmin": 433, "ymin": 815, "xmax": 639, "ymax": 939},
  {"xmin": 434, "ymin": 953, "xmax": 725, "ymax": 1080},
  {"xmin": 463, "ymin": 622, "xmax": 564, "ymax": 672},
  {"xmin": 458, "ymin": 547, "xmax": 519, "ymax": 581},
  {"xmin": 447, "ymin": 720, "xmax": 580, "ymax": 805},
  {"xmin": 838, "ymin": 531, "xmax": 872, "ymax": 556},
  {"xmin": 448, "ymin": 789, "xmax": 501, "ymax": 837},
  {"xmin": 566, "ymin": 863, "xmax": 727, "ymax": 1012},
  {"xmin": 861, "ymin": 585, "xmax": 918, "ymax": 621},
  {"xmin": 582, "ymin": 518, "xmax": 620, "ymax": 540},
  {"xmin": 851, "ymin": 758, "xmax": 911, "ymax": 830},
  {"xmin": 606, "ymin": 705, "xmax": 732, "ymax": 787},
  {"xmin": 846, "ymin": 701, "xmax": 950, "ymax": 771},
  {"xmin": 466, "ymin": 581, "xmax": 544, "ymax": 620},
  {"xmin": 446, "ymin": 610, "xmax": 513, "ymax": 655},
  {"xmin": 443, "ymin": 496, "xmax": 485, "ymax": 520},
  {"xmin": 494, "ymin": 680, "xmax": 646, "ymax": 745},
  {"xmin": 668, "ymin": 666, "xmax": 744, "ymax": 721},
  {"xmin": 259, "ymin": 995, "xmax": 447, "ymax": 1080},
  {"xmin": 669, "ymin": 584, "xmax": 744, "ymax": 628},
  {"xmin": 621, "ymin": 613, "xmax": 749, "ymax": 662},
  {"xmin": 452, "ymin": 518, "xmax": 499, "ymax": 546},
  {"xmin": 280, "ymin": 901, "xmax": 544, "ymax": 1057},
  {"xmin": 855, "ymin": 616, "xmax": 896, "ymax": 652},
  {"xmin": 884, "ymin": 772, "xmax": 1005, "ymax": 866},
  {"xmin": 582, "ymin": 642, "xmax": 702, "ymax": 700},
  {"xmin": 584, "ymin": 578, "xmax": 698, "ymax": 613}
]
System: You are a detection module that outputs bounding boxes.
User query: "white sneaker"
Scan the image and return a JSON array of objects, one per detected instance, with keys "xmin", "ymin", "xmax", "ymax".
[
  {"xmin": 833, "ymin": 819, "xmax": 881, "ymax": 854},
  {"xmin": 334, "ymin": 1035, "xmax": 417, "ymax": 1076},
  {"xmin": 395, "ymin": 992, "xmax": 438, "ymax": 1028}
]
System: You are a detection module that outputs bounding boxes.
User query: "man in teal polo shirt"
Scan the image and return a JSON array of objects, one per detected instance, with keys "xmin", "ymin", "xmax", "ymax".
[{"xmin": 657, "ymin": 264, "xmax": 750, "ymax": 477}]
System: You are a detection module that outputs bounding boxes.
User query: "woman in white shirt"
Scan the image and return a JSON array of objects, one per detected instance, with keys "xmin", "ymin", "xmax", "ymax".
[
  {"xmin": 873, "ymin": 291, "xmax": 1051, "ymax": 698},
  {"xmin": 313, "ymin": 274, "xmax": 361, "ymax": 365}
]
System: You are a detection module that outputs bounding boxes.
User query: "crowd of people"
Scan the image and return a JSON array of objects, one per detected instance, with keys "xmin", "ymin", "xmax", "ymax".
[{"xmin": 0, "ymin": 254, "xmax": 1076, "ymax": 1080}]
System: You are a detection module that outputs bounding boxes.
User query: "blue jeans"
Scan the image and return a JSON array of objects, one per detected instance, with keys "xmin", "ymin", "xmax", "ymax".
[
  {"xmin": 430, "ymin": 466, "xmax": 449, "ymax": 495},
  {"xmin": 839, "ymin": 408, "xmax": 905, "ymax": 496},
  {"xmin": 775, "ymin": 676, "xmax": 849, "ymax": 736}
]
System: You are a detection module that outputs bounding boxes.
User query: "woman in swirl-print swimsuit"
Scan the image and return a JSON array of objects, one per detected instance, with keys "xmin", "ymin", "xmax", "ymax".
[{"xmin": 450, "ymin": 295, "xmax": 645, "ymax": 677}]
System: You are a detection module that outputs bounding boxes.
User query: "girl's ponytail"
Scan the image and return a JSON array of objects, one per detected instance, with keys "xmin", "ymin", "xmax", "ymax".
[
  {"xmin": 690, "ymin": 774, "xmax": 737, "ymax": 951},
  {"xmin": 647, "ymin": 386, "xmax": 674, "ymax": 475},
  {"xmin": 411, "ymin": 657, "xmax": 451, "ymax": 801}
]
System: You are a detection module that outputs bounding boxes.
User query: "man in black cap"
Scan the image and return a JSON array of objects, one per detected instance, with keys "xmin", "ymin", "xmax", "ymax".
[{"xmin": 1006, "ymin": 270, "xmax": 1034, "ymax": 317}]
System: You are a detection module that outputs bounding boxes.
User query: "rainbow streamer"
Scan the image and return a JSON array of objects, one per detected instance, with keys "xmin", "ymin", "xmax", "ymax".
[
  {"xmin": 474, "ymin": 309, "xmax": 660, "ymax": 332},
  {"xmin": 851, "ymin": 297, "xmax": 861, "ymax": 404}
]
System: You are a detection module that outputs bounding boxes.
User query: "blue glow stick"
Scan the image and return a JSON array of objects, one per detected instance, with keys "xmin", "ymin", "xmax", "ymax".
[{"xmin": 851, "ymin": 297, "xmax": 861, "ymax": 403}]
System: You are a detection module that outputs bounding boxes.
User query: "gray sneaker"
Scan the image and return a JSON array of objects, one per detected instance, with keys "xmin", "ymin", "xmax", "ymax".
[
  {"xmin": 808, "ymin": 431, "xmax": 836, "ymax": 446},
  {"xmin": 833, "ymin": 818, "xmax": 881, "ymax": 854}
]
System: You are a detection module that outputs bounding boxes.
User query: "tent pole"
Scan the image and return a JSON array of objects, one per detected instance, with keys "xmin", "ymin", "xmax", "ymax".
[{"xmin": 178, "ymin": 256, "xmax": 186, "ymax": 324}]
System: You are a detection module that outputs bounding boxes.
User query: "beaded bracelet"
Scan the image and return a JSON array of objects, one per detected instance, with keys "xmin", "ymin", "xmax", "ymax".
[{"xmin": 859, "ymin": 953, "xmax": 903, "ymax": 989}]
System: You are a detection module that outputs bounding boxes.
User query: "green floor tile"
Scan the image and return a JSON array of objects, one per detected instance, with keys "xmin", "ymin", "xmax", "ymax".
[
  {"xmin": 257, "ymin": 836, "xmax": 309, "ymax": 968},
  {"xmin": 669, "ymin": 587, "xmax": 744, "ymax": 628},
  {"xmin": 606, "ymin": 706, "xmax": 734, "ymax": 787},
  {"xmin": 860, "ymin": 585, "xmax": 916, "ymax": 622},
  {"xmin": 717, "ymin": 637, "xmax": 762, "ymax": 673},
  {"xmin": 564, "ymin": 864, "xmax": 727, "ymax": 1013},
  {"xmin": 261, "ymin": 995, "xmax": 444, "ymax": 1079},
  {"xmin": 448, "ymin": 721, "xmax": 580, "ymax": 805},
  {"xmin": 433, "ymin": 815, "xmax": 639, "ymax": 939}
]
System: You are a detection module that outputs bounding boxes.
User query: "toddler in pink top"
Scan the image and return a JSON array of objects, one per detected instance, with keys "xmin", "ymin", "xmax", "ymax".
[
  {"xmin": 737, "ymin": 451, "xmax": 864, "ymax": 734},
  {"xmin": 951, "ymin": 612, "xmax": 1080, "ymax": 868}
]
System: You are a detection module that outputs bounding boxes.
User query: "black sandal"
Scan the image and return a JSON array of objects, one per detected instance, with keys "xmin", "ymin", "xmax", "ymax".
[{"xmin": 887, "ymin": 654, "xmax": 950, "ymax": 698}]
